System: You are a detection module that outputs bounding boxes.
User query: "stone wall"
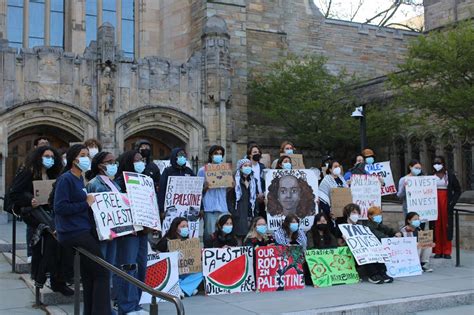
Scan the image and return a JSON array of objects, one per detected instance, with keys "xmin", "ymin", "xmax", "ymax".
[{"xmin": 424, "ymin": 0, "xmax": 474, "ymax": 31}]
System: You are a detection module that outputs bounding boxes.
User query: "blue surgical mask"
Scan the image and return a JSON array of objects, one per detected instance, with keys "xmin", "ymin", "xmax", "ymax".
[
  {"xmin": 177, "ymin": 156, "xmax": 187, "ymax": 166},
  {"xmin": 256, "ymin": 225, "xmax": 267, "ymax": 235},
  {"xmin": 42, "ymin": 157, "xmax": 55, "ymax": 169},
  {"xmin": 282, "ymin": 162, "xmax": 292, "ymax": 170},
  {"xmin": 134, "ymin": 161, "xmax": 146, "ymax": 174},
  {"xmin": 241, "ymin": 166, "xmax": 252, "ymax": 175},
  {"xmin": 411, "ymin": 220, "xmax": 421, "ymax": 228},
  {"xmin": 373, "ymin": 215, "xmax": 383, "ymax": 224},
  {"xmin": 285, "ymin": 149, "xmax": 294, "ymax": 155},
  {"xmin": 105, "ymin": 164, "xmax": 118, "ymax": 177},
  {"xmin": 365, "ymin": 157, "xmax": 375, "ymax": 165},
  {"xmin": 212, "ymin": 155, "xmax": 223, "ymax": 164},
  {"xmin": 179, "ymin": 227, "xmax": 189, "ymax": 238},
  {"xmin": 411, "ymin": 168, "xmax": 422, "ymax": 176},
  {"xmin": 290, "ymin": 223, "xmax": 299, "ymax": 232},
  {"xmin": 222, "ymin": 225, "xmax": 233, "ymax": 234},
  {"xmin": 76, "ymin": 157, "xmax": 91, "ymax": 172}
]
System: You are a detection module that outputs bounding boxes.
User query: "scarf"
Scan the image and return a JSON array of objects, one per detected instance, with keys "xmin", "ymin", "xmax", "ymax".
[
  {"xmin": 319, "ymin": 174, "xmax": 348, "ymax": 205},
  {"xmin": 234, "ymin": 159, "xmax": 256, "ymax": 211}
]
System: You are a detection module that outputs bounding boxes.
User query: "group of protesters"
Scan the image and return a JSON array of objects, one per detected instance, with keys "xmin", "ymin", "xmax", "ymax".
[{"xmin": 6, "ymin": 137, "xmax": 461, "ymax": 315}]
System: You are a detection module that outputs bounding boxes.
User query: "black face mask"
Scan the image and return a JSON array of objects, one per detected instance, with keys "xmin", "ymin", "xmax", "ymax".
[
  {"xmin": 252, "ymin": 154, "xmax": 261, "ymax": 162},
  {"xmin": 316, "ymin": 224, "xmax": 327, "ymax": 231},
  {"xmin": 140, "ymin": 149, "xmax": 151, "ymax": 158}
]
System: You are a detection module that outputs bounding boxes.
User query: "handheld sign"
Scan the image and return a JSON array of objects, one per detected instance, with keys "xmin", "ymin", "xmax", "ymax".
[
  {"xmin": 90, "ymin": 192, "xmax": 135, "ymax": 241},
  {"xmin": 365, "ymin": 161, "xmax": 397, "ymax": 195},
  {"xmin": 168, "ymin": 238, "xmax": 202, "ymax": 274},
  {"xmin": 382, "ymin": 237, "xmax": 422, "ymax": 278},
  {"xmin": 330, "ymin": 188, "xmax": 352, "ymax": 218},
  {"xmin": 281, "ymin": 153, "xmax": 305, "ymax": 169},
  {"xmin": 33, "ymin": 180, "xmax": 55, "ymax": 205},
  {"xmin": 350, "ymin": 174, "xmax": 381, "ymax": 219},
  {"xmin": 338, "ymin": 224, "xmax": 389, "ymax": 265},
  {"xmin": 124, "ymin": 172, "xmax": 161, "ymax": 230},
  {"xmin": 163, "ymin": 176, "xmax": 204, "ymax": 238},
  {"xmin": 417, "ymin": 230, "xmax": 434, "ymax": 249},
  {"xmin": 405, "ymin": 176, "xmax": 438, "ymax": 221},
  {"xmin": 204, "ymin": 163, "xmax": 233, "ymax": 188}
]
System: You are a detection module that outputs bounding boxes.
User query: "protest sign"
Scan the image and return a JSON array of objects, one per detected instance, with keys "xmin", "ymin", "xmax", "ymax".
[
  {"xmin": 140, "ymin": 250, "xmax": 182, "ymax": 304},
  {"xmin": 382, "ymin": 237, "xmax": 422, "ymax": 278},
  {"xmin": 305, "ymin": 247, "xmax": 359, "ymax": 288},
  {"xmin": 330, "ymin": 188, "xmax": 353, "ymax": 218},
  {"xmin": 365, "ymin": 161, "xmax": 397, "ymax": 195},
  {"xmin": 204, "ymin": 163, "xmax": 233, "ymax": 188},
  {"xmin": 124, "ymin": 172, "xmax": 161, "ymax": 230},
  {"xmin": 417, "ymin": 230, "xmax": 434, "ymax": 249},
  {"xmin": 202, "ymin": 247, "xmax": 255, "ymax": 295},
  {"xmin": 33, "ymin": 180, "xmax": 55, "ymax": 205},
  {"xmin": 350, "ymin": 174, "xmax": 381, "ymax": 219},
  {"xmin": 255, "ymin": 245, "xmax": 305, "ymax": 292},
  {"xmin": 265, "ymin": 169, "xmax": 318, "ymax": 231},
  {"xmin": 261, "ymin": 154, "xmax": 272, "ymax": 169},
  {"xmin": 281, "ymin": 153, "xmax": 305, "ymax": 169},
  {"xmin": 90, "ymin": 192, "xmax": 135, "ymax": 240},
  {"xmin": 338, "ymin": 224, "xmax": 389, "ymax": 265},
  {"xmin": 168, "ymin": 238, "xmax": 202, "ymax": 274},
  {"xmin": 163, "ymin": 176, "xmax": 204, "ymax": 238},
  {"xmin": 406, "ymin": 176, "xmax": 438, "ymax": 221}
]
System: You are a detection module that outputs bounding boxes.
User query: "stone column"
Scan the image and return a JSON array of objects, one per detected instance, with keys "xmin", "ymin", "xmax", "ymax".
[
  {"xmin": 44, "ymin": 0, "xmax": 51, "ymax": 45},
  {"xmin": 23, "ymin": 0, "xmax": 29, "ymax": 48},
  {"xmin": 65, "ymin": 0, "xmax": 86, "ymax": 54},
  {"xmin": 116, "ymin": 0, "xmax": 122, "ymax": 50},
  {"xmin": 97, "ymin": 0, "xmax": 103, "ymax": 29},
  {"xmin": 0, "ymin": 0, "xmax": 7, "ymax": 40}
]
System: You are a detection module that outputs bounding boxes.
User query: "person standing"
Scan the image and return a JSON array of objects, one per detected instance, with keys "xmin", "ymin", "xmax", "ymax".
[
  {"xmin": 344, "ymin": 155, "xmax": 364, "ymax": 181},
  {"xmin": 397, "ymin": 159, "xmax": 423, "ymax": 216},
  {"xmin": 318, "ymin": 160, "xmax": 348, "ymax": 216},
  {"xmin": 431, "ymin": 156, "xmax": 461, "ymax": 259},
  {"xmin": 84, "ymin": 138, "xmax": 102, "ymax": 159},
  {"xmin": 271, "ymin": 141, "xmax": 296, "ymax": 168},
  {"xmin": 247, "ymin": 144, "xmax": 265, "ymax": 217},
  {"xmin": 275, "ymin": 155, "xmax": 293, "ymax": 170},
  {"xmin": 135, "ymin": 139, "xmax": 161, "ymax": 194}
]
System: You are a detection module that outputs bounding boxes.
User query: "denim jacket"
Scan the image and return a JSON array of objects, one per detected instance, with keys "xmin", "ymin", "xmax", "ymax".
[{"xmin": 86, "ymin": 175, "xmax": 122, "ymax": 193}]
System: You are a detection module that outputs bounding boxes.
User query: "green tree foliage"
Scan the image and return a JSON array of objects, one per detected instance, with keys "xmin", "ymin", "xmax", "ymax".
[{"xmin": 389, "ymin": 22, "xmax": 474, "ymax": 140}]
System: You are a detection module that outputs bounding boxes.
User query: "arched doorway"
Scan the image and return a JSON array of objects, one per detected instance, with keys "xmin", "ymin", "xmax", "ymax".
[{"xmin": 124, "ymin": 129, "xmax": 186, "ymax": 160}]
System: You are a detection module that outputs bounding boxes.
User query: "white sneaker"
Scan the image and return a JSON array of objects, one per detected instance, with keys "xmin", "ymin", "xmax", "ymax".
[
  {"xmin": 27, "ymin": 256, "xmax": 32, "ymax": 264},
  {"xmin": 192, "ymin": 289, "xmax": 198, "ymax": 296}
]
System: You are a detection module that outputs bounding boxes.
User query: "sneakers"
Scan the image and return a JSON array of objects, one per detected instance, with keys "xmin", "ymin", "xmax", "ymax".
[
  {"xmin": 421, "ymin": 263, "xmax": 433, "ymax": 272},
  {"xmin": 433, "ymin": 254, "xmax": 443, "ymax": 259},
  {"xmin": 381, "ymin": 274, "xmax": 394, "ymax": 283},
  {"xmin": 368, "ymin": 275, "xmax": 384, "ymax": 284},
  {"xmin": 443, "ymin": 254, "xmax": 452, "ymax": 259}
]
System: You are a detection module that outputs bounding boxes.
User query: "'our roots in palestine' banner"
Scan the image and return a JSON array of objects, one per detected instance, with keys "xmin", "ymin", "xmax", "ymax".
[
  {"xmin": 350, "ymin": 175, "xmax": 381, "ymax": 220},
  {"xmin": 255, "ymin": 245, "xmax": 305, "ymax": 292},
  {"xmin": 203, "ymin": 247, "xmax": 255, "ymax": 295},
  {"xmin": 405, "ymin": 176, "xmax": 438, "ymax": 221},
  {"xmin": 305, "ymin": 247, "xmax": 359, "ymax": 288},
  {"xmin": 163, "ymin": 176, "xmax": 204, "ymax": 238}
]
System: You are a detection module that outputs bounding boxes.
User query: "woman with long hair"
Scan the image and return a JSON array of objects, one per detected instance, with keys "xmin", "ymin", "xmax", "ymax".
[
  {"xmin": 244, "ymin": 216, "xmax": 274, "ymax": 247},
  {"xmin": 206, "ymin": 214, "xmax": 238, "ymax": 248},
  {"xmin": 306, "ymin": 213, "xmax": 337, "ymax": 249},
  {"xmin": 274, "ymin": 214, "xmax": 307, "ymax": 250}
]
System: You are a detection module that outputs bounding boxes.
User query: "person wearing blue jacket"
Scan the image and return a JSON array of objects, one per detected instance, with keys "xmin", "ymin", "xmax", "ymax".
[{"xmin": 54, "ymin": 144, "xmax": 113, "ymax": 315}]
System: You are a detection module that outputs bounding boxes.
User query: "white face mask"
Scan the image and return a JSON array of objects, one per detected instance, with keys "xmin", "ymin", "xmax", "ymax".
[
  {"xmin": 349, "ymin": 213, "xmax": 359, "ymax": 223},
  {"xmin": 89, "ymin": 147, "xmax": 99, "ymax": 158},
  {"xmin": 332, "ymin": 167, "xmax": 342, "ymax": 176},
  {"xmin": 433, "ymin": 164, "xmax": 443, "ymax": 172}
]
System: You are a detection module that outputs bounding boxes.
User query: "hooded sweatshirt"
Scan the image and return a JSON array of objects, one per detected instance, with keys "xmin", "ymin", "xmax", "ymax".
[{"xmin": 157, "ymin": 148, "xmax": 195, "ymax": 213}]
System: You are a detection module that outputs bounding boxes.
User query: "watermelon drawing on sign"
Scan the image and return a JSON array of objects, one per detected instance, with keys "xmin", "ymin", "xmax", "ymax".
[
  {"xmin": 145, "ymin": 257, "xmax": 171, "ymax": 291},
  {"xmin": 207, "ymin": 254, "xmax": 248, "ymax": 290}
]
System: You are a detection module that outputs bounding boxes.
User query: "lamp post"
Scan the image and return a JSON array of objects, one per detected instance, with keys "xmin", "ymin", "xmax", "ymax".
[{"xmin": 351, "ymin": 105, "xmax": 368, "ymax": 151}]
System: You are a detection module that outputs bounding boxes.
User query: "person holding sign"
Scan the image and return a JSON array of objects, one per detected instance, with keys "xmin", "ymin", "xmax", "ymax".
[
  {"xmin": 244, "ymin": 216, "xmax": 275, "ymax": 247},
  {"xmin": 206, "ymin": 214, "xmax": 238, "ymax": 248},
  {"xmin": 400, "ymin": 212, "xmax": 433, "ymax": 272},
  {"xmin": 274, "ymin": 214, "xmax": 307, "ymax": 250},
  {"xmin": 335, "ymin": 203, "xmax": 362, "ymax": 246},
  {"xmin": 54, "ymin": 144, "xmax": 112, "ymax": 314},
  {"xmin": 431, "ymin": 156, "xmax": 461, "ymax": 259},
  {"xmin": 319, "ymin": 160, "xmax": 348, "ymax": 216},
  {"xmin": 397, "ymin": 159, "xmax": 424, "ymax": 216},
  {"xmin": 198, "ymin": 145, "xmax": 231, "ymax": 244},
  {"xmin": 247, "ymin": 144, "xmax": 266, "ymax": 216},
  {"xmin": 271, "ymin": 141, "xmax": 296, "ymax": 168},
  {"xmin": 306, "ymin": 213, "xmax": 337, "ymax": 250},
  {"xmin": 275, "ymin": 155, "xmax": 293, "ymax": 170},
  {"xmin": 135, "ymin": 139, "xmax": 161, "ymax": 195}
]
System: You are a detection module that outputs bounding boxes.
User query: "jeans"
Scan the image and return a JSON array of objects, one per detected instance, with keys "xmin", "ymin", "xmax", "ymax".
[
  {"xmin": 60, "ymin": 231, "xmax": 112, "ymax": 315},
  {"xmin": 204, "ymin": 211, "xmax": 223, "ymax": 243},
  {"xmin": 100, "ymin": 239, "xmax": 117, "ymax": 298},
  {"xmin": 137, "ymin": 233, "xmax": 148, "ymax": 296}
]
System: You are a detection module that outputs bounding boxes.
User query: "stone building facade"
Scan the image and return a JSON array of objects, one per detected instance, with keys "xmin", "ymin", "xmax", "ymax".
[{"xmin": 0, "ymin": 0, "xmax": 472, "ymax": 196}]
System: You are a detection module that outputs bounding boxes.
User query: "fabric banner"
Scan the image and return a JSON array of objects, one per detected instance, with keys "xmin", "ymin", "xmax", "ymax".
[
  {"xmin": 350, "ymin": 174, "xmax": 381, "ymax": 219},
  {"xmin": 163, "ymin": 176, "xmax": 204, "ymax": 238},
  {"xmin": 90, "ymin": 192, "xmax": 135, "ymax": 241},
  {"xmin": 365, "ymin": 161, "xmax": 397, "ymax": 195},
  {"xmin": 382, "ymin": 237, "xmax": 422, "ymax": 278},
  {"xmin": 168, "ymin": 238, "xmax": 203, "ymax": 274},
  {"xmin": 32, "ymin": 180, "xmax": 55, "ymax": 205},
  {"xmin": 338, "ymin": 224, "xmax": 389, "ymax": 265},
  {"xmin": 405, "ymin": 176, "xmax": 438, "ymax": 221},
  {"xmin": 204, "ymin": 163, "xmax": 233, "ymax": 188},
  {"xmin": 202, "ymin": 247, "xmax": 255, "ymax": 295},
  {"xmin": 255, "ymin": 245, "xmax": 305, "ymax": 292},
  {"xmin": 305, "ymin": 247, "xmax": 359, "ymax": 288},
  {"xmin": 265, "ymin": 169, "xmax": 318, "ymax": 231},
  {"xmin": 140, "ymin": 250, "xmax": 182, "ymax": 304}
]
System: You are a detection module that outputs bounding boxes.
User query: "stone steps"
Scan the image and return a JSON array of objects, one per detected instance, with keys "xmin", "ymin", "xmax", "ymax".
[
  {"xmin": 19, "ymin": 274, "xmax": 82, "ymax": 306},
  {"xmin": 2, "ymin": 250, "xmax": 31, "ymax": 274},
  {"xmin": 0, "ymin": 239, "xmax": 27, "ymax": 252}
]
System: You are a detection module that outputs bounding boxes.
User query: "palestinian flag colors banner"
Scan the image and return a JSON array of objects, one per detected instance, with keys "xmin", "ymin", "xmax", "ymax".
[
  {"xmin": 202, "ymin": 247, "xmax": 255, "ymax": 295},
  {"xmin": 125, "ymin": 172, "xmax": 140, "ymax": 185},
  {"xmin": 255, "ymin": 245, "xmax": 305, "ymax": 292},
  {"xmin": 305, "ymin": 247, "xmax": 359, "ymax": 288}
]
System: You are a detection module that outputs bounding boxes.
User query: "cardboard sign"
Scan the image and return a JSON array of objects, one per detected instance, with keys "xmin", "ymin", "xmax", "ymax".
[
  {"xmin": 305, "ymin": 247, "xmax": 359, "ymax": 288},
  {"xmin": 33, "ymin": 180, "xmax": 55, "ymax": 205},
  {"xmin": 417, "ymin": 230, "xmax": 434, "ymax": 249},
  {"xmin": 265, "ymin": 169, "xmax": 318, "ymax": 231},
  {"xmin": 330, "ymin": 188, "xmax": 352, "ymax": 218},
  {"xmin": 261, "ymin": 154, "xmax": 272, "ymax": 169},
  {"xmin": 140, "ymin": 250, "xmax": 182, "ymax": 304},
  {"xmin": 365, "ymin": 161, "xmax": 397, "ymax": 195},
  {"xmin": 124, "ymin": 172, "xmax": 161, "ymax": 230},
  {"xmin": 202, "ymin": 247, "xmax": 255, "ymax": 295},
  {"xmin": 163, "ymin": 176, "xmax": 204, "ymax": 238},
  {"xmin": 281, "ymin": 153, "xmax": 305, "ymax": 169},
  {"xmin": 90, "ymin": 192, "xmax": 135, "ymax": 241},
  {"xmin": 338, "ymin": 224, "xmax": 389, "ymax": 265},
  {"xmin": 255, "ymin": 245, "xmax": 305, "ymax": 292},
  {"xmin": 168, "ymin": 238, "xmax": 203, "ymax": 274},
  {"xmin": 204, "ymin": 163, "xmax": 233, "ymax": 188},
  {"xmin": 405, "ymin": 176, "xmax": 438, "ymax": 221},
  {"xmin": 350, "ymin": 174, "xmax": 381, "ymax": 219},
  {"xmin": 382, "ymin": 237, "xmax": 422, "ymax": 278}
]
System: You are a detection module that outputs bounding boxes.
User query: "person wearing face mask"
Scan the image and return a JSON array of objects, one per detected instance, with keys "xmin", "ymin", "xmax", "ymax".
[
  {"xmin": 365, "ymin": 206, "xmax": 402, "ymax": 240},
  {"xmin": 228, "ymin": 159, "xmax": 259, "ymax": 244},
  {"xmin": 401, "ymin": 212, "xmax": 434, "ymax": 272},
  {"xmin": 206, "ymin": 214, "xmax": 238, "ymax": 248},
  {"xmin": 319, "ymin": 160, "xmax": 348, "ymax": 216},
  {"xmin": 275, "ymin": 155, "xmax": 293, "ymax": 170},
  {"xmin": 135, "ymin": 139, "xmax": 161, "ymax": 195},
  {"xmin": 54, "ymin": 145, "xmax": 113, "ymax": 314},
  {"xmin": 84, "ymin": 138, "xmax": 102, "ymax": 159},
  {"xmin": 274, "ymin": 214, "xmax": 307, "ymax": 250},
  {"xmin": 247, "ymin": 144, "xmax": 266, "ymax": 217},
  {"xmin": 244, "ymin": 216, "xmax": 275, "ymax": 247},
  {"xmin": 198, "ymin": 145, "xmax": 231, "ymax": 244},
  {"xmin": 271, "ymin": 141, "xmax": 296, "ymax": 168},
  {"xmin": 431, "ymin": 156, "xmax": 461, "ymax": 259},
  {"xmin": 306, "ymin": 213, "xmax": 337, "ymax": 249},
  {"xmin": 344, "ymin": 155, "xmax": 364, "ymax": 182},
  {"xmin": 397, "ymin": 159, "xmax": 424, "ymax": 216},
  {"xmin": 336, "ymin": 203, "xmax": 362, "ymax": 246},
  {"xmin": 351, "ymin": 149, "xmax": 375, "ymax": 176}
]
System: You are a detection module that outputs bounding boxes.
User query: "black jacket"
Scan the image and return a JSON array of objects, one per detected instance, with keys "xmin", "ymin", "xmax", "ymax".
[
  {"xmin": 143, "ymin": 161, "xmax": 161, "ymax": 194},
  {"xmin": 365, "ymin": 220, "xmax": 398, "ymax": 240}
]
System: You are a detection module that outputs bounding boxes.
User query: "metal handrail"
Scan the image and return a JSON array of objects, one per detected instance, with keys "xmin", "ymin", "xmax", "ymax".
[
  {"xmin": 73, "ymin": 247, "xmax": 185, "ymax": 315},
  {"xmin": 454, "ymin": 207, "xmax": 474, "ymax": 267}
]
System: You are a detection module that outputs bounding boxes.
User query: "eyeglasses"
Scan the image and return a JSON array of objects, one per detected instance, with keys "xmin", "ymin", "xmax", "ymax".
[{"xmin": 102, "ymin": 161, "xmax": 119, "ymax": 166}]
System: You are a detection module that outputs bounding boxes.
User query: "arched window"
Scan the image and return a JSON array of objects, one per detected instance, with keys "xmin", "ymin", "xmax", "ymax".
[{"xmin": 410, "ymin": 137, "xmax": 420, "ymax": 161}]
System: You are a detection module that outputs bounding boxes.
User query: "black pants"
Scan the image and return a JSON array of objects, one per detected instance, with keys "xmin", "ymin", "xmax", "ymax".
[
  {"xmin": 363, "ymin": 263, "xmax": 387, "ymax": 278},
  {"xmin": 61, "ymin": 232, "xmax": 112, "ymax": 315}
]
